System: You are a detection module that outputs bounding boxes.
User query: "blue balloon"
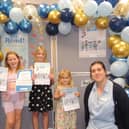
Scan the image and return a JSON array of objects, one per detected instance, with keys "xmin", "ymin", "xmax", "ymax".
[
  {"xmin": 95, "ymin": 0, "xmax": 118, "ymax": 7},
  {"xmin": 109, "ymin": 17, "xmax": 127, "ymax": 32},
  {"xmin": 60, "ymin": 8, "xmax": 73, "ymax": 23},
  {"xmin": 1, "ymin": 0, "xmax": 12, "ymax": 4},
  {"xmin": 19, "ymin": 19, "xmax": 32, "ymax": 33},
  {"xmin": 4, "ymin": 20, "xmax": 19, "ymax": 34},
  {"xmin": 50, "ymin": 3, "xmax": 59, "ymax": 11},
  {"xmin": 109, "ymin": 55, "xmax": 127, "ymax": 64},
  {"xmin": 38, "ymin": 4, "xmax": 50, "ymax": 18},
  {"xmin": 108, "ymin": 0, "xmax": 118, "ymax": 7},
  {"xmin": 0, "ymin": 2, "xmax": 12, "ymax": 16},
  {"xmin": 46, "ymin": 22, "xmax": 58, "ymax": 36}
]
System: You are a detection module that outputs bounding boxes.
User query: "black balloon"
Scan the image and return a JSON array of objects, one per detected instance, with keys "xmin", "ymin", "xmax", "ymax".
[
  {"xmin": 109, "ymin": 17, "xmax": 127, "ymax": 33},
  {"xmin": 46, "ymin": 22, "xmax": 58, "ymax": 36},
  {"xmin": 60, "ymin": 8, "xmax": 73, "ymax": 23}
]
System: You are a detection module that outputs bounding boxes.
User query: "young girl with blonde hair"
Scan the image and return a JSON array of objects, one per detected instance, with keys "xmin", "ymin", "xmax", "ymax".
[
  {"xmin": 54, "ymin": 69, "xmax": 80, "ymax": 129},
  {"xmin": 28, "ymin": 45, "xmax": 54, "ymax": 129}
]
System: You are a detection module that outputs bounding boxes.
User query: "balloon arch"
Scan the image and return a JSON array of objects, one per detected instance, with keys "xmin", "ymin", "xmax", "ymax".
[{"xmin": 1, "ymin": 0, "xmax": 129, "ymax": 88}]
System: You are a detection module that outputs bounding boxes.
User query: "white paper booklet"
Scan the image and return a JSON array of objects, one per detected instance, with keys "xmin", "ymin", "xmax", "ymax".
[
  {"xmin": 0, "ymin": 67, "xmax": 8, "ymax": 91},
  {"xmin": 34, "ymin": 62, "xmax": 50, "ymax": 85},
  {"xmin": 16, "ymin": 69, "xmax": 32, "ymax": 92},
  {"xmin": 62, "ymin": 87, "xmax": 80, "ymax": 111}
]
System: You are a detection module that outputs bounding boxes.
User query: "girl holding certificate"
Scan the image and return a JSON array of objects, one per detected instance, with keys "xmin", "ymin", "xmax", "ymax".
[
  {"xmin": 28, "ymin": 45, "xmax": 54, "ymax": 129},
  {"xmin": 1, "ymin": 51, "xmax": 25, "ymax": 129},
  {"xmin": 54, "ymin": 69, "xmax": 80, "ymax": 129}
]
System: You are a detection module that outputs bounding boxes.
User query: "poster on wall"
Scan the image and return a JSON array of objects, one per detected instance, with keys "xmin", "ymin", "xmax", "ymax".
[
  {"xmin": 79, "ymin": 21, "xmax": 107, "ymax": 58},
  {"xmin": 1, "ymin": 31, "xmax": 29, "ymax": 67}
]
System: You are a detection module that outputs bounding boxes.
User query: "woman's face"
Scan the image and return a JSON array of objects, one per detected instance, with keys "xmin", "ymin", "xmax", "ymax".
[
  {"xmin": 90, "ymin": 63, "xmax": 106, "ymax": 83},
  {"xmin": 7, "ymin": 54, "xmax": 19, "ymax": 70}
]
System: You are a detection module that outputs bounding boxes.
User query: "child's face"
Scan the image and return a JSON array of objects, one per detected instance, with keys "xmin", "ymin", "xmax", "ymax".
[
  {"xmin": 35, "ymin": 50, "xmax": 46, "ymax": 62},
  {"xmin": 7, "ymin": 54, "xmax": 19, "ymax": 70},
  {"xmin": 60, "ymin": 75, "xmax": 71, "ymax": 86}
]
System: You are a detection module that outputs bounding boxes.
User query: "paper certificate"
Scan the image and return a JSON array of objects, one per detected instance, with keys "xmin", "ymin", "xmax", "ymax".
[
  {"xmin": 62, "ymin": 87, "xmax": 80, "ymax": 111},
  {"xmin": 16, "ymin": 70, "xmax": 32, "ymax": 92},
  {"xmin": 0, "ymin": 67, "xmax": 8, "ymax": 91},
  {"xmin": 34, "ymin": 62, "xmax": 50, "ymax": 85}
]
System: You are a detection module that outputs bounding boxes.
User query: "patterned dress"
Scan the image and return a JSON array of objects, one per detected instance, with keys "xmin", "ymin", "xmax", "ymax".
[
  {"xmin": 55, "ymin": 87, "xmax": 77, "ymax": 129},
  {"xmin": 28, "ymin": 84, "xmax": 53, "ymax": 112}
]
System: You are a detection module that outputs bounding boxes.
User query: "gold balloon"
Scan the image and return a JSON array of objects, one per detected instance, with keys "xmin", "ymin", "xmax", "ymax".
[
  {"xmin": 112, "ymin": 41, "xmax": 129, "ymax": 58},
  {"xmin": 74, "ymin": 13, "xmax": 88, "ymax": 27},
  {"xmin": 0, "ymin": 12, "xmax": 9, "ymax": 24},
  {"xmin": 113, "ymin": 2, "xmax": 129, "ymax": 16},
  {"xmin": 107, "ymin": 35, "xmax": 121, "ymax": 48},
  {"xmin": 0, "ymin": 51, "xmax": 4, "ymax": 62},
  {"xmin": 95, "ymin": 17, "xmax": 109, "ymax": 29},
  {"xmin": 48, "ymin": 10, "xmax": 61, "ymax": 24}
]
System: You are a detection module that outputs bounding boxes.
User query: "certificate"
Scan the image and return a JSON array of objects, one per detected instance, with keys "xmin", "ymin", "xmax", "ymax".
[
  {"xmin": 34, "ymin": 62, "xmax": 50, "ymax": 85},
  {"xmin": 16, "ymin": 69, "xmax": 32, "ymax": 92},
  {"xmin": 0, "ymin": 67, "xmax": 8, "ymax": 91},
  {"xmin": 62, "ymin": 87, "xmax": 80, "ymax": 111}
]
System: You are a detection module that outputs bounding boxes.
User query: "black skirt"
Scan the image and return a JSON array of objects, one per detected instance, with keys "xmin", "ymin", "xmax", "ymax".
[{"xmin": 28, "ymin": 85, "xmax": 53, "ymax": 112}]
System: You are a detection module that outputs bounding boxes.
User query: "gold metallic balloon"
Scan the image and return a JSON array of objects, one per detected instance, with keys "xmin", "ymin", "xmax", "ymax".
[
  {"xmin": 0, "ymin": 12, "xmax": 9, "ymax": 24},
  {"xmin": 107, "ymin": 35, "xmax": 121, "ymax": 48},
  {"xmin": 95, "ymin": 17, "xmax": 109, "ymax": 29},
  {"xmin": 48, "ymin": 10, "xmax": 61, "ymax": 24},
  {"xmin": 112, "ymin": 41, "xmax": 129, "ymax": 58},
  {"xmin": 0, "ymin": 51, "xmax": 4, "ymax": 62},
  {"xmin": 74, "ymin": 13, "xmax": 88, "ymax": 27},
  {"xmin": 113, "ymin": 2, "xmax": 129, "ymax": 16}
]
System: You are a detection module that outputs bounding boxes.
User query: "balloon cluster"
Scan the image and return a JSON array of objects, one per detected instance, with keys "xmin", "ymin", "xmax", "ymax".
[
  {"xmin": 1, "ymin": 0, "xmax": 129, "ymax": 89},
  {"xmin": 0, "ymin": 0, "xmax": 33, "ymax": 35},
  {"xmin": 107, "ymin": 0, "xmax": 129, "ymax": 88},
  {"xmin": 0, "ymin": 0, "xmax": 120, "ymax": 36}
]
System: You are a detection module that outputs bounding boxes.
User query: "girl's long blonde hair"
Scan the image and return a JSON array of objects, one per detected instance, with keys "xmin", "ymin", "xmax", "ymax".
[{"xmin": 58, "ymin": 69, "xmax": 73, "ymax": 87}]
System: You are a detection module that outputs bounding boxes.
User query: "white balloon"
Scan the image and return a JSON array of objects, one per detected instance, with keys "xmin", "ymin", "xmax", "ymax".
[
  {"xmin": 9, "ymin": 7, "xmax": 24, "ymax": 23},
  {"xmin": 121, "ymin": 26, "xmax": 129, "ymax": 43},
  {"xmin": 113, "ymin": 77, "xmax": 126, "ymax": 88},
  {"xmin": 84, "ymin": 0, "xmax": 98, "ymax": 17},
  {"xmin": 98, "ymin": 1, "xmax": 113, "ymax": 17},
  {"xmin": 110, "ymin": 61, "xmax": 129, "ymax": 77},
  {"xmin": 58, "ymin": 22, "xmax": 72, "ymax": 35},
  {"xmin": 127, "ymin": 56, "xmax": 129, "ymax": 66},
  {"xmin": 58, "ymin": 0, "xmax": 72, "ymax": 10}
]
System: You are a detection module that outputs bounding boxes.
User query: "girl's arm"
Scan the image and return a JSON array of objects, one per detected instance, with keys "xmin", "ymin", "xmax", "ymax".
[
  {"xmin": 49, "ymin": 67, "xmax": 54, "ymax": 85},
  {"xmin": 54, "ymin": 88, "xmax": 65, "ymax": 99}
]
